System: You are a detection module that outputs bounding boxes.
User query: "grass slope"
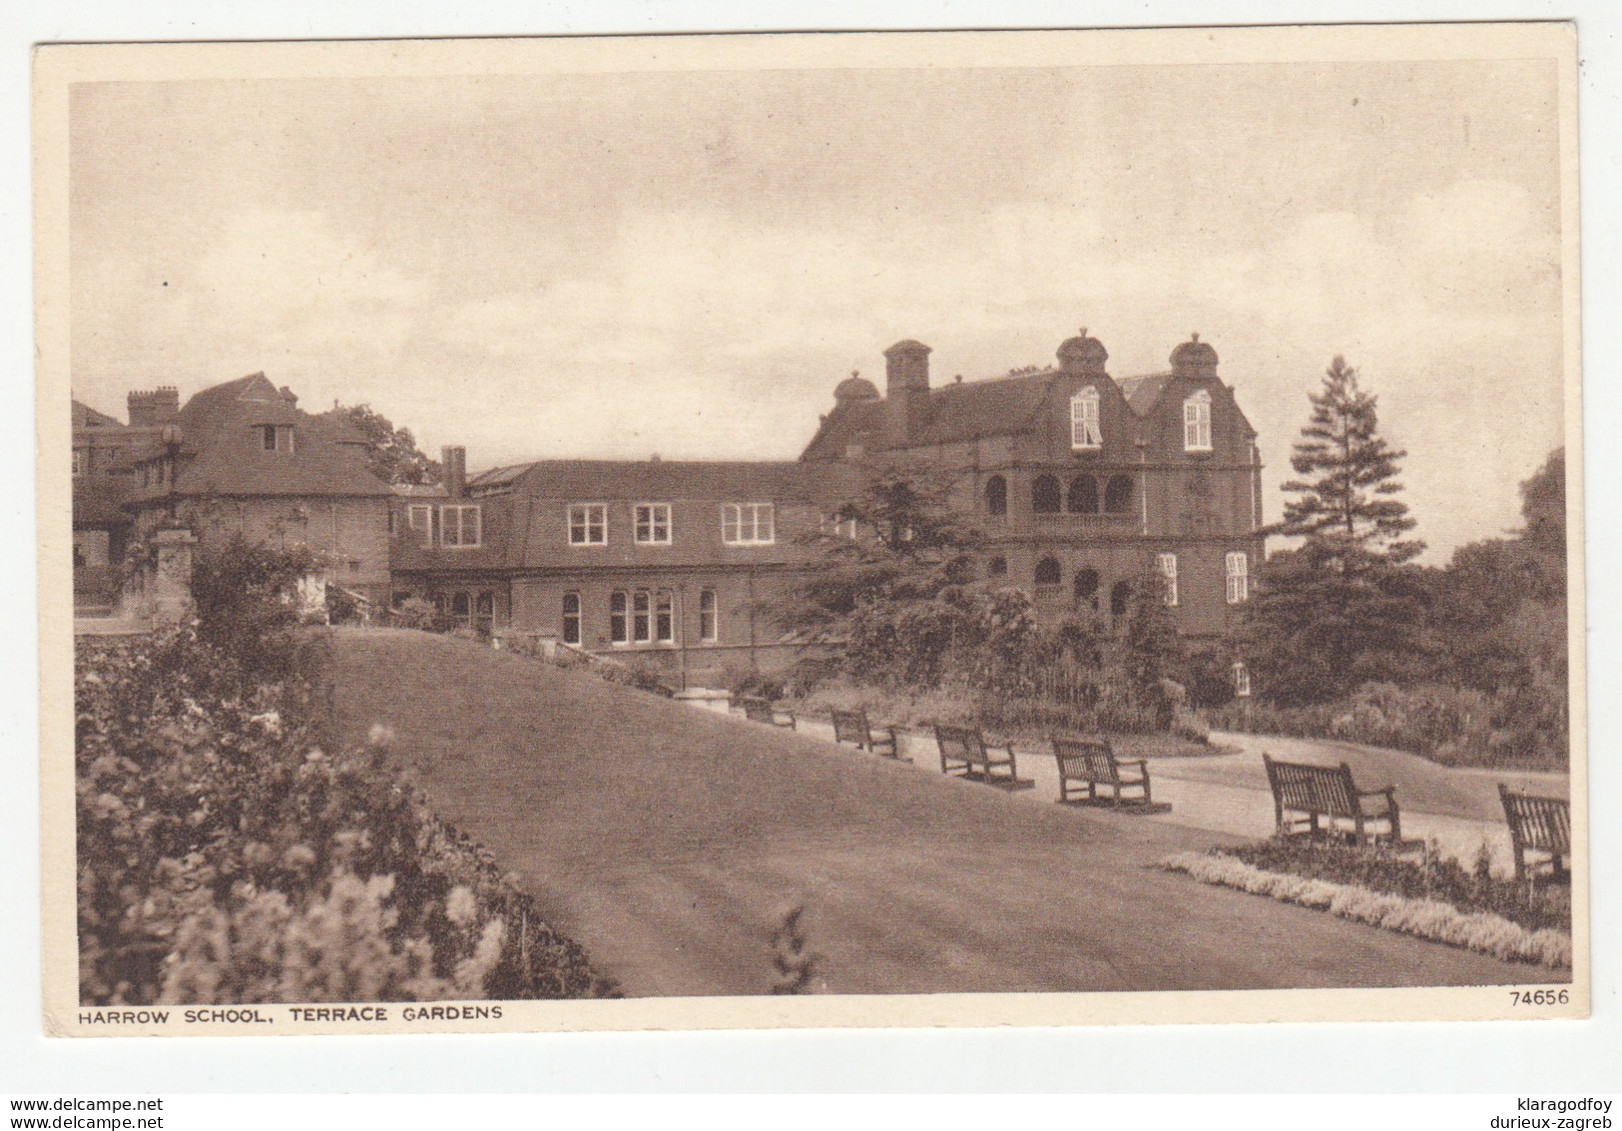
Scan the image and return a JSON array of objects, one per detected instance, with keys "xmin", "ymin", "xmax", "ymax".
[
  {"xmin": 323, "ymin": 628, "xmax": 1565, "ymax": 997},
  {"xmin": 1175, "ymin": 732, "xmax": 1569, "ymax": 823}
]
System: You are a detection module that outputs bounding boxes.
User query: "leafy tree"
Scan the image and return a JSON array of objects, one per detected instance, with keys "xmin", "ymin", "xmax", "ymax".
[
  {"xmin": 1245, "ymin": 357, "xmax": 1427, "ymax": 704},
  {"xmin": 773, "ymin": 466, "xmax": 982, "ymax": 635},
  {"xmin": 1425, "ymin": 446, "xmax": 1567, "ymax": 701},
  {"xmin": 333, "ymin": 403, "xmax": 442, "ymax": 486},
  {"xmin": 1517, "ymin": 446, "xmax": 1566, "ymax": 602},
  {"xmin": 1116, "ymin": 565, "xmax": 1183, "ymax": 692},
  {"xmin": 766, "ymin": 466, "xmax": 984, "ymax": 687}
]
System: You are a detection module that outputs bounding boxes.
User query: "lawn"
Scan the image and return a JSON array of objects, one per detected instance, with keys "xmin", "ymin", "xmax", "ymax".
[{"xmin": 322, "ymin": 627, "xmax": 1566, "ymax": 997}]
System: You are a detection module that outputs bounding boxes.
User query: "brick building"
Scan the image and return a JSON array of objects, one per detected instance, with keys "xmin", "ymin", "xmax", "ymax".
[
  {"xmin": 386, "ymin": 452, "xmax": 857, "ymax": 685},
  {"xmin": 71, "ymin": 373, "xmax": 395, "ymax": 617},
  {"xmin": 801, "ymin": 330, "xmax": 1265, "ymax": 640},
  {"xmin": 392, "ymin": 328, "xmax": 1263, "ymax": 680},
  {"xmin": 71, "ymin": 328, "xmax": 1263, "ymax": 665}
]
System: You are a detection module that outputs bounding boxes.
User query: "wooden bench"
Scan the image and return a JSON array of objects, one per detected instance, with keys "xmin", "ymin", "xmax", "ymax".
[
  {"xmin": 1262, "ymin": 754, "xmax": 1405, "ymax": 846},
  {"xmin": 1051, "ymin": 736, "xmax": 1166, "ymax": 812},
  {"xmin": 738, "ymin": 695, "xmax": 796, "ymax": 730},
  {"xmin": 1498, "ymin": 785, "xmax": 1570, "ymax": 885},
  {"xmin": 933, "ymin": 723, "xmax": 1033, "ymax": 790},
  {"xmin": 830, "ymin": 708, "xmax": 903, "ymax": 759}
]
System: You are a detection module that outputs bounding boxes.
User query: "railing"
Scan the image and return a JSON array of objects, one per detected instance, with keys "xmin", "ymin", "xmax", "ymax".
[{"xmin": 1029, "ymin": 512, "xmax": 1135, "ymax": 525}]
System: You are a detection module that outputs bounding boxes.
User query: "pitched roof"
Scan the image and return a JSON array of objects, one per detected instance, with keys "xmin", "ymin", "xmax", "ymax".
[
  {"xmin": 801, "ymin": 368, "xmax": 1065, "ymax": 459},
  {"xmin": 72, "ymin": 399, "xmax": 124, "ymax": 430},
  {"xmin": 157, "ymin": 374, "xmax": 393, "ymax": 499},
  {"xmin": 315, "ymin": 408, "xmax": 370, "ymax": 445},
  {"xmin": 470, "ymin": 459, "xmax": 853, "ymax": 501},
  {"xmin": 802, "ymin": 364, "xmax": 1205, "ymax": 460},
  {"xmin": 1116, "ymin": 372, "xmax": 1175, "ymax": 415},
  {"xmin": 72, "ymin": 475, "xmax": 134, "ymax": 525}
]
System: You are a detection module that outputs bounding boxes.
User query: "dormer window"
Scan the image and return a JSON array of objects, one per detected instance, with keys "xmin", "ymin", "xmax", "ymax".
[
  {"xmin": 258, "ymin": 424, "xmax": 295, "ymax": 453},
  {"xmin": 1070, "ymin": 386, "xmax": 1102, "ymax": 449},
  {"xmin": 723, "ymin": 503, "xmax": 775, "ymax": 545},
  {"xmin": 634, "ymin": 503, "xmax": 672, "ymax": 544},
  {"xmin": 1183, "ymin": 390, "xmax": 1212, "ymax": 452}
]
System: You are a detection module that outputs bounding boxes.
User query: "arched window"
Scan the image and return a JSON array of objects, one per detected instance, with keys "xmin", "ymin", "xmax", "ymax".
[
  {"xmin": 1032, "ymin": 475, "xmax": 1061, "ymax": 514},
  {"xmin": 1183, "ymin": 389, "xmax": 1213, "ymax": 451},
  {"xmin": 561, "ymin": 591, "xmax": 581, "ymax": 645},
  {"xmin": 1034, "ymin": 557, "xmax": 1061, "ymax": 587},
  {"xmin": 1070, "ymin": 386, "xmax": 1102, "ymax": 449},
  {"xmin": 1073, "ymin": 568, "xmax": 1099, "ymax": 610},
  {"xmin": 1104, "ymin": 474, "xmax": 1135, "ymax": 514},
  {"xmin": 1110, "ymin": 579, "xmax": 1133, "ymax": 617},
  {"xmin": 984, "ymin": 474, "xmax": 1007, "ymax": 516},
  {"xmin": 1067, "ymin": 475, "xmax": 1099, "ymax": 514},
  {"xmin": 988, "ymin": 556, "xmax": 1008, "ymax": 577}
]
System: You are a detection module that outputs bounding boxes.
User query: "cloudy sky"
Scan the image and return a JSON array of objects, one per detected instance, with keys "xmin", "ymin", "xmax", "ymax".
[{"xmin": 68, "ymin": 51, "xmax": 1566, "ymax": 560}]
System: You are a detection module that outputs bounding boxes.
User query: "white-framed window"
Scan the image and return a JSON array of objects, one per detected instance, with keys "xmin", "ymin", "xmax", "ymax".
[
  {"xmin": 821, "ymin": 513, "xmax": 858, "ymax": 539},
  {"xmin": 1225, "ymin": 551, "xmax": 1250, "ymax": 604},
  {"xmin": 699, "ymin": 588, "xmax": 718, "ymax": 642},
  {"xmin": 1183, "ymin": 389, "xmax": 1213, "ymax": 452},
  {"xmin": 569, "ymin": 503, "xmax": 607, "ymax": 545},
  {"xmin": 561, "ymin": 592, "xmax": 581, "ymax": 645},
  {"xmin": 632, "ymin": 589, "xmax": 652, "ymax": 643},
  {"xmin": 1156, "ymin": 552, "xmax": 1179, "ymax": 606},
  {"xmin": 656, "ymin": 589, "xmax": 675, "ymax": 643},
  {"xmin": 440, "ymin": 504, "xmax": 482, "ymax": 548},
  {"xmin": 635, "ymin": 503, "xmax": 672, "ymax": 544},
  {"xmin": 722, "ymin": 502, "xmax": 775, "ymax": 545},
  {"xmin": 1232, "ymin": 661, "xmax": 1252, "ymax": 698},
  {"xmin": 72, "ymin": 449, "xmax": 87, "ymax": 476},
  {"xmin": 1070, "ymin": 386, "xmax": 1103, "ymax": 449},
  {"xmin": 258, "ymin": 424, "xmax": 295, "ymax": 452},
  {"xmin": 407, "ymin": 504, "xmax": 433, "ymax": 548},
  {"xmin": 609, "ymin": 591, "xmax": 628, "ymax": 644}
]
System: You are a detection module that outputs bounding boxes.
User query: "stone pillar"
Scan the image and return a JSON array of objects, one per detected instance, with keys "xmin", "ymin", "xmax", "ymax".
[{"xmin": 148, "ymin": 529, "xmax": 197, "ymax": 627}]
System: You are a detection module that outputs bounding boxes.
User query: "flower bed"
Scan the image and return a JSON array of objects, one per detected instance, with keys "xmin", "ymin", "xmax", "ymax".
[
  {"xmin": 76, "ymin": 627, "xmax": 615, "ymax": 1005},
  {"xmin": 1161, "ymin": 840, "xmax": 1572, "ymax": 969}
]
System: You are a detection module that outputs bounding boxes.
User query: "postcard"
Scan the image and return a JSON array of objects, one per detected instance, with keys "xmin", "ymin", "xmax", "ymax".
[{"xmin": 37, "ymin": 22, "xmax": 1585, "ymax": 1035}]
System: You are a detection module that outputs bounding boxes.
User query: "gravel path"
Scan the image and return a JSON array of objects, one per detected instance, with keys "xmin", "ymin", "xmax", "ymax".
[{"xmin": 326, "ymin": 629, "xmax": 1567, "ymax": 997}]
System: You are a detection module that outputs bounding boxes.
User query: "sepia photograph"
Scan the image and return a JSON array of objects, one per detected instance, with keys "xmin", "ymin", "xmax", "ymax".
[{"xmin": 36, "ymin": 23, "xmax": 1585, "ymax": 1036}]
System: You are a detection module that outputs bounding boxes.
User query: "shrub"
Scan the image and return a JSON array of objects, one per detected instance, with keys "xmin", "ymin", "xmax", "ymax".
[
  {"xmin": 1208, "ymin": 680, "xmax": 1567, "ymax": 770},
  {"xmin": 76, "ymin": 628, "xmax": 614, "ymax": 1005},
  {"xmin": 188, "ymin": 534, "xmax": 320, "ymax": 683},
  {"xmin": 391, "ymin": 597, "xmax": 438, "ymax": 632}
]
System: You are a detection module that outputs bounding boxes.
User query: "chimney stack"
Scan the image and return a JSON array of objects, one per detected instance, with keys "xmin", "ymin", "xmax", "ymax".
[
  {"xmin": 883, "ymin": 339, "xmax": 931, "ymax": 446},
  {"xmin": 441, "ymin": 445, "xmax": 466, "ymax": 499},
  {"xmin": 127, "ymin": 386, "xmax": 180, "ymax": 428}
]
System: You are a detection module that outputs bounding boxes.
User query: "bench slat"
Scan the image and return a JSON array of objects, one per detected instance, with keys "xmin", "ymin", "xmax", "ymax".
[{"xmin": 1263, "ymin": 754, "xmax": 1401, "ymax": 846}]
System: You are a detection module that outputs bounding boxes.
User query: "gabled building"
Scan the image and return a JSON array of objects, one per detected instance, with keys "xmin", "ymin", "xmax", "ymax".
[
  {"xmin": 71, "ymin": 373, "xmax": 396, "ymax": 617},
  {"xmin": 802, "ymin": 331, "xmax": 1264, "ymax": 638},
  {"xmin": 391, "ymin": 328, "xmax": 1262, "ymax": 681}
]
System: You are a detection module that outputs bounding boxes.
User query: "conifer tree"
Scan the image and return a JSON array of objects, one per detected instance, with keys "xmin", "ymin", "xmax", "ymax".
[
  {"xmin": 1270, "ymin": 355, "xmax": 1423, "ymax": 570},
  {"xmin": 1245, "ymin": 357, "xmax": 1427, "ymax": 704}
]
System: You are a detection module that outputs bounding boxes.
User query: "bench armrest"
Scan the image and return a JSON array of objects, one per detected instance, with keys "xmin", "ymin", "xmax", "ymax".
[{"xmin": 1357, "ymin": 786, "xmax": 1397, "ymax": 798}]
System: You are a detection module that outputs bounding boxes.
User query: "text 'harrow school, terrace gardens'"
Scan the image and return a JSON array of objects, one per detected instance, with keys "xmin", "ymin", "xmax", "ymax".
[
  {"xmin": 71, "ymin": 328, "xmax": 1263, "ymax": 686},
  {"xmin": 386, "ymin": 329, "xmax": 1265, "ymax": 686}
]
